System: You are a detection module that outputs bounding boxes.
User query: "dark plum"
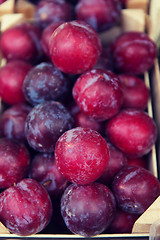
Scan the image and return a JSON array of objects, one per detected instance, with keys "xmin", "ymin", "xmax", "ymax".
[
  {"xmin": 41, "ymin": 22, "xmax": 64, "ymax": 58},
  {"xmin": 34, "ymin": 0, "xmax": 73, "ymax": 28},
  {"xmin": 25, "ymin": 101, "xmax": 74, "ymax": 152},
  {"xmin": 0, "ymin": 60, "xmax": 32, "ymax": 105},
  {"xmin": 66, "ymin": 0, "xmax": 78, "ymax": 5},
  {"xmin": 72, "ymin": 69, "xmax": 124, "ymax": 121},
  {"xmin": 55, "ymin": 127, "xmax": 109, "ymax": 185},
  {"xmin": 97, "ymin": 142, "xmax": 128, "ymax": 186},
  {"xmin": 29, "ymin": 153, "xmax": 68, "ymax": 198},
  {"xmin": 93, "ymin": 46, "xmax": 113, "ymax": 71},
  {"xmin": 112, "ymin": 166, "xmax": 160, "ymax": 214},
  {"xmin": 108, "ymin": 208, "xmax": 140, "ymax": 233},
  {"xmin": 76, "ymin": 0, "xmax": 122, "ymax": 32},
  {"xmin": 0, "ymin": 103, "xmax": 32, "ymax": 143},
  {"xmin": 23, "ymin": 62, "xmax": 70, "ymax": 106},
  {"xmin": 112, "ymin": 31, "xmax": 157, "ymax": 74},
  {"xmin": 0, "ymin": 22, "xmax": 42, "ymax": 62},
  {"xmin": 49, "ymin": 20, "xmax": 102, "ymax": 74},
  {"xmin": 0, "ymin": 178, "xmax": 52, "ymax": 236},
  {"xmin": 69, "ymin": 103, "xmax": 104, "ymax": 133},
  {"xmin": 119, "ymin": 74, "xmax": 150, "ymax": 110},
  {"xmin": 127, "ymin": 156, "xmax": 148, "ymax": 169},
  {"xmin": 73, "ymin": 111, "xmax": 104, "ymax": 133},
  {"xmin": 105, "ymin": 109, "xmax": 157, "ymax": 157},
  {"xmin": 0, "ymin": 138, "xmax": 30, "ymax": 189},
  {"xmin": 61, "ymin": 182, "xmax": 116, "ymax": 237}
]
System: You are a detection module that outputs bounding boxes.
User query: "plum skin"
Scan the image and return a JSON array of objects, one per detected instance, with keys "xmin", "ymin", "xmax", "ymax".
[
  {"xmin": 105, "ymin": 108, "xmax": 157, "ymax": 157},
  {"xmin": 112, "ymin": 166, "xmax": 160, "ymax": 214},
  {"xmin": 25, "ymin": 101, "xmax": 74, "ymax": 152},
  {"xmin": 0, "ymin": 103, "xmax": 32, "ymax": 143},
  {"xmin": 41, "ymin": 22, "xmax": 64, "ymax": 58},
  {"xmin": 97, "ymin": 141, "xmax": 128, "ymax": 187},
  {"xmin": 69, "ymin": 103, "xmax": 104, "ymax": 133},
  {"xmin": 61, "ymin": 182, "xmax": 116, "ymax": 237},
  {"xmin": 0, "ymin": 178, "xmax": 52, "ymax": 236},
  {"xmin": 55, "ymin": 127, "xmax": 109, "ymax": 185},
  {"xmin": 108, "ymin": 208, "xmax": 140, "ymax": 233},
  {"xmin": 76, "ymin": 0, "xmax": 122, "ymax": 32},
  {"xmin": 23, "ymin": 62, "xmax": 69, "ymax": 106},
  {"xmin": 119, "ymin": 74, "xmax": 150, "ymax": 110},
  {"xmin": 0, "ymin": 138, "xmax": 30, "ymax": 189},
  {"xmin": 112, "ymin": 31, "xmax": 157, "ymax": 75},
  {"xmin": 0, "ymin": 23, "xmax": 41, "ymax": 62},
  {"xmin": 49, "ymin": 20, "xmax": 102, "ymax": 74},
  {"xmin": 72, "ymin": 69, "xmax": 124, "ymax": 121},
  {"xmin": 34, "ymin": 0, "xmax": 73, "ymax": 28},
  {"xmin": 29, "ymin": 153, "xmax": 68, "ymax": 198},
  {"xmin": 0, "ymin": 60, "xmax": 32, "ymax": 105}
]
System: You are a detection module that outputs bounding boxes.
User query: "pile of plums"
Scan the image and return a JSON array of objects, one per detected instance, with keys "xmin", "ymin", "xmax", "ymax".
[{"xmin": 0, "ymin": 0, "xmax": 159, "ymax": 237}]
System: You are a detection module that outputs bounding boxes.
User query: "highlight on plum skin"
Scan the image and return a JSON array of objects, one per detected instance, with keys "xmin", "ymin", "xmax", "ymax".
[
  {"xmin": 72, "ymin": 69, "xmax": 124, "ymax": 121},
  {"xmin": 55, "ymin": 127, "xmax": 110, "ymax": 185},
  {"xmin": 49, "ymin": 20, "xmax": 102, "ymax": 74},
  {"xmin": 61, "ymin": 182, "xmax": 116, "ymax": 237},
  {"xmin": 0, "ymin": 178, "xmax": 53, "ymax": 236}
]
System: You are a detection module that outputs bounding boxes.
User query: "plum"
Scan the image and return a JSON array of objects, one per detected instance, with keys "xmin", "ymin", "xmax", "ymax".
[
  {"xmin": 55, "ymin": 127, "xmax": 109, "ymax": 185},
  {"xmin": 75, "ymin": 0, "xmax": 122, "ymax": 32},
  {"xmin": 23, "ymin": 62, "xmax": 70, "ymax": 106},
  {"xmin": 61, "ymin": 182, "xmax": 116, "ymax": 237},
  {"xmin": 0, "ymin": 138, "xmax": 30, "ymax": 189},
  {"xmin": 97, "ymin": 141, "xmax": 128, "ymax": 186},
  {"xmin": 0, "ymin": 103, "xmax": 32, "ymax": 143},
  {"xmin": 73, "ymin": 111, "xmax": 104, "ymax": 133},
  {"xmin": 41, "ymin": 22, "xmax": 64, "ymax": 58},
  {"xmin": 93, "ymin": 46, "xmax": 113, "ymax": 71},
  {"xmin": 72, "ymin": 69, "xmax": 124, "ymax": 121},
  {"xmin": 108, "ymin": 208, "xmax": 140, "ymax": 233},
  {"xmin": 111, "ymin": 31, "xmax": 157, "ymax": 74},
  {"xmin": 25, "ymin": 101, "xmax": 74, "ymax": 152},
  {"xmin": 29, "ymin": 153, "xmax": 68, "ymax": 198},
  {"xmin": 0, "ymin": 60, "xmax": 32, "ymax": 105},
  {"xmin": 127, "ymin": 156, "xmax": 148, "ymax": 169},
  {"xmin": 0, "ymin": 22, "xmax": 42, "ymax": 63},
  {"xmin": 0, "ymin": 178, "xmax": 52, "ymax": 236},
  {"xmin": 0, "ymin": 0, "xmax": 6, "ymax": 4},
  {"xmin": 34, "ymin": 0, "xmax": 73, "ymax": 28},
  {"xmin": 105, "ymin": 108, "xmax": 157, "ymax": 157},
  {"xmin": 69, "ymin": 103, "xmax": 104, "ymax": 133},
  {"xmin": 119, "ymin": 74, "xmax": 150, "ymax": 110},
  {"xmin": 112, "ymin": 166, "xmax": 160, "ymax": 214},
  {"xmin": 49, "ymin": 20, "xmax": 102, "ymax": 74}
]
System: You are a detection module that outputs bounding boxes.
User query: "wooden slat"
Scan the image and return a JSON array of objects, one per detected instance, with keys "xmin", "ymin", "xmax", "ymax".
[{"xmin": 126, "ymin": 0, "xmax": 149, "ymax": 13}]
